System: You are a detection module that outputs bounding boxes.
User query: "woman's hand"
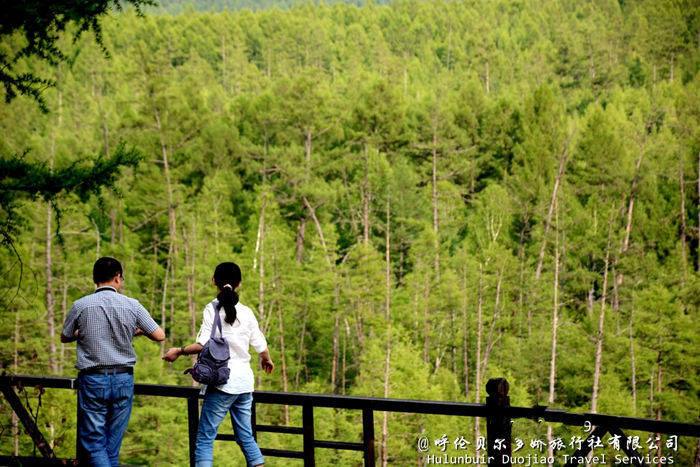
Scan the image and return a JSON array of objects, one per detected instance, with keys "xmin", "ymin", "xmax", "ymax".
[
  {"xmin": 163, "ymin": 347, "xmax": 182, "ymax": 362},
  {"xmin": 259, "ymin": 349, "xmax": 275, "ymax": 374}
]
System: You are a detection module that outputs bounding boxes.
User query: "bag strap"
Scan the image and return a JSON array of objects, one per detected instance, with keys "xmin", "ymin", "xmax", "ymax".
[{"xmin": 210, "ymin": 300, "xmax": 223, "ymax": 339}]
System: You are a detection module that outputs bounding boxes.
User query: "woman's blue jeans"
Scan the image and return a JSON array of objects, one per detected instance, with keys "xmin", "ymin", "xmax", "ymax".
[{"xmin": 194, "ymin": 389, "xmax": 264, "ymax": 466}]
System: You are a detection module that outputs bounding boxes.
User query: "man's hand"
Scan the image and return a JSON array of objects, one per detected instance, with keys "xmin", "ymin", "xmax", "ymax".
[
  {"xmin": 163, "ymin": 348, "xmax": 181, "ymax": 362},
  {"xmin": 134, "ymin": 328, "xmax": 145, "ymax": 337},
  {"xmin": 60, "ymin": 330, "xmax": 79, "ymax": 343}
]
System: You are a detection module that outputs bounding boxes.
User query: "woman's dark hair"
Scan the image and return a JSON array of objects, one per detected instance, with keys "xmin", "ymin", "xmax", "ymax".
[{"xmin": 214, "ymin": 262, "xmax": 242, "ymax": 325}]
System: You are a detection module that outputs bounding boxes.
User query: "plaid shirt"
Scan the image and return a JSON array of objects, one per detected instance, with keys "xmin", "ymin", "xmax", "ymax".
[{"xmin": 63, "ymin": 286, "xmax": 159, "ymax": 370}]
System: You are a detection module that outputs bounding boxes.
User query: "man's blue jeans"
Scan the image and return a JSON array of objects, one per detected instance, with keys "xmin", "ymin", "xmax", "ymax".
[
  {"xmin": 77, "ymin": 372, "xmax": 134, "ymax": 467},
  {"xmin": 195, "ymin": 389, "xmax": 264, "ymax": 466}
]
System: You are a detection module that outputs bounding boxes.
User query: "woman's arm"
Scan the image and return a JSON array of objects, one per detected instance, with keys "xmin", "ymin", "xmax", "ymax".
[
  {"xmin": 259, "ymin": 348, "xmax": 274, "ymax": 374},
  {"xmin": 164, "ymin": 302, "xmax": 213, "ymax": 362},
  {"xmin": 163, "ymin": 343, "xmax": 204, "ymax": 362}
]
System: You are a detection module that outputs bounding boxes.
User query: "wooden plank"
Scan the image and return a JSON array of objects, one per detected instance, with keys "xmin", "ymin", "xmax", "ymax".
[
  {"xmin": 314, "ymin": 440, "xmax": 364, "ymax": 451},
  {"xmin": 0, "ymin": 456, "xmax": 77, "ymax": 466},
  {"xmin": 260, "ymin": 448, "xmax": 304, "ymax": 459}
]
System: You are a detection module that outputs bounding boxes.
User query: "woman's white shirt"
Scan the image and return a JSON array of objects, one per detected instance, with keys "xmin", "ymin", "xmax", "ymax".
[{"xmin": 195, "ymin": 300, "xmax": 267, "ymax": 394}]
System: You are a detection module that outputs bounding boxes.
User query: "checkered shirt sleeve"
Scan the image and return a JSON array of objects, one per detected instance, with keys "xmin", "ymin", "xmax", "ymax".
[{"xmin": 63, "ymin": 290, "xmax": 159, "ymax": 370}]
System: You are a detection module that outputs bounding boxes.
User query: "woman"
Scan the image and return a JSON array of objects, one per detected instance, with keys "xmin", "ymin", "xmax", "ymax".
[{"xmin": 164, "ymin": 262, "xmax": 274, "ymax": 467}]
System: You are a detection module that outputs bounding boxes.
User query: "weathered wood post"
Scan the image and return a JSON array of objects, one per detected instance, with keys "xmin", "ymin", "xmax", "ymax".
[{"xmin": 486, "ymin": 378, "xmax": 511, "ymax": 466}]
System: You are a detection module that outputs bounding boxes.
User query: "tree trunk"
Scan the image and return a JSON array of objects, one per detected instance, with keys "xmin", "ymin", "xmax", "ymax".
[
  {"xmin": 462, "ymin": 264, "xmax": 469, "ymax": 398},
  {"xmin": 623, "ymin": 133, "xmax": 647, "ymax": 252},
  {"xmin": 93, "ymin": 219, "xmax": 101, "ymax": 259},
  {"xmin": 474, "ymin": 264, "xmax": 483, "ymax": 442},
  {"xmin": 591, "ymin": 208, "xmax": 615, "ymax": 414},
  {"xmin": 342, "ymin": 322, "xmax": 347, "ymax": 395},
  {"xmin": 118, "ymin": 198, "xmax": 124, "ymax": 244},
  {"xmin": 697, "ymin": 150, "xmax": 700, "ymax": 272},
  {"xmin": 485, "ymin": 60, "xmax": 490, "ymax": 95},
  {"xmin": 110, "ymin": 207, "xmax": 116, "ymax": 246},
  {"xmin": 13, "ymin": 306, "xmax": 19, "ymax": 455},
  {"xmin": 150, "ymin": 230, "xmax": 158, "ymax": 313},
  {"xmin": 296, "ymin": 217, "xmax": 306, "ymax": 262},
  {"xmin": 160, "ymin": 242, "xmax": 172, "ymax": 356},
  {"xmin": 547, "ymin": 199, "xmax": 560, "ymax": 465},
  {"xmin": 154, "ymin": 107, "xmax": 177, "ymax": 258},
  {"xmin": 670, "ymin": 52, "xmax": 674, "ymax": 83},
  {"xmin": 535, "ymin": 140, "xmax": 570, "ymax": 280},
  {"xmin": 305, "ymin": 129, "xmax": 312, "ymax": 175},
  {"xmin": 381, "ymin": 193, "xmax": 391, "ymax": 467},
  {"xmin": 656, "ymin": 351, "xmax": 663, "ymax": 467},
  {"xmin": 60, "ymin": 268, "xmax": 68, "ymax": 373},
  {"xmin": 294, "ymin": 305, "xmax": 308, "ymax": 391},
  {"xmin": 423, "ymin": 273, "xmax": 431, "ymax": 364},
  {"xmin": 46, "ymin": 201, "xmax": 57, "ymax": 373},
  {"xmin": 46, "ymin": 91, "xmax": 59, "ymax": 373},
  {"xmin": 481, "ymin": 263, "xmax": 504, "ymax": 378},
  {"xmin": 221, "ymin": 33, "xmax": 227, "ymax": 92},
  {"xmin": 302, "ymin": 196, "xmax": 341, "ymax": 392},
  {"xmin": 432, "ymin": 119, "xmax": 440, "ymax": 281},
  {"xmin": 649, "ymin": 365, "xmax": 655, "ymax": 419},
  {"xmin": 154, "ymin": 105, "xmax": 176, "ymax": 352},
  {"xmin": 276, "ymin": 300, "xmax": 289, "ymax": 424},
  {"xmin": 679, "ymin": 146, "xmax": 688, "ymax": 283},
  {"xmin": 332, "ymin": 302, "xmax": 339, "ymax": 393},
  {"xmin": 517, "ymin": 219, "xmax": 527, "ymax": 338},
  {"xmin": 363, "ymin": 144, "xmax": 370, "ymax": 245},
  {"xmin": 183, "ymin": 223, "xmax": 196, "ymax": 338},
  {"xmin": 630, "ymin": 307, "xmax": 637, "ymax": 415},
  {"xmin": 257, "ymin": 202, "xmax": 265, "ymax": 325}
]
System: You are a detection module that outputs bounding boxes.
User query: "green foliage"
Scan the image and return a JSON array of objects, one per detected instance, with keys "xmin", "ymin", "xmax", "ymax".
[
  {"xmin": 0, "ymin": 0, "xmax": 155, "ymax": 109},
  {"xmin": 1, "ymin": 0, "xmax": 699, "ymax": 464}
]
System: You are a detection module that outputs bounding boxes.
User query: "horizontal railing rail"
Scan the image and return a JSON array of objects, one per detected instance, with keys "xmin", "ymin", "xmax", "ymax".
[{"xmin": 1, "ymin": 374, "xmax": 698, "ymax": 466}]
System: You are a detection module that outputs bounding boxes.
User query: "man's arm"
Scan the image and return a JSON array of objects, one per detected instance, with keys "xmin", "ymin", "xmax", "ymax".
[
  {"xmin": 134, "ymin": 300, "xmax": 165, "ymax": 342},
  {"xmin": 143, "ymin": 327, "xmax": 165, "ymax": 342},
  {"xmin": 60, "ymin": 329, "xmax": 79, "ymax": 343}
]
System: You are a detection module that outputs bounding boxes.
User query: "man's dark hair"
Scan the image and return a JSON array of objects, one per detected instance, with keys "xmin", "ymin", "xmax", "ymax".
[{"xmin": 93, "ymin": 257, "xmax": 123, "ymax": 284}]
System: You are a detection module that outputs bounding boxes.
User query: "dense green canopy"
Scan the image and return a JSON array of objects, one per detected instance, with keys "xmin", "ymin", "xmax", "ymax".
[{"xmin": 0, "ymin": 0, "xmax": 698, "ymax": 464}]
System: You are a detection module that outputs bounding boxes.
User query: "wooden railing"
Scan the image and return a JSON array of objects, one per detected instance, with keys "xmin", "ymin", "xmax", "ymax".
[{"xmin": 1, "ymin": 375, "xmax": 698, "ymax": 466}]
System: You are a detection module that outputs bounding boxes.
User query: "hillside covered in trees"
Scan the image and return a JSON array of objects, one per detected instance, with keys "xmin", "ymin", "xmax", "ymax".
[{"xmin": 1, "ymin": 0, "xmax": 699, "ymax": 464}]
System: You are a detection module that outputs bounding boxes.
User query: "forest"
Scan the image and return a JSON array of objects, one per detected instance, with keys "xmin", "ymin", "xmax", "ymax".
[{"xmin": 0, "ymin": 0, "xmax": 698, "ymax": 465}]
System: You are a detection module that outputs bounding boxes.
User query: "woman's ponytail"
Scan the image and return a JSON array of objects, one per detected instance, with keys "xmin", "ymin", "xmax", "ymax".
[
  {"xmin": 213, "ymin": 263, "xmax": 242, "ymax": 325},
  {"xmin": 217, "ymin": 284, "xmax": 238, "ymax": 325}
]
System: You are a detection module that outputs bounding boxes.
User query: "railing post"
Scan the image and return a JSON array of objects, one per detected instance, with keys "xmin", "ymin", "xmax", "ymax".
[
  {"xmin": 362, "ymin": 409, "xmax": 376, "ymax": 466},
  {"xmin": 188, "ymin": 395, "xmax": 199, "ymax": 467},
  {"xmin": 303, "ymin": 404, "xmax": 315, "ymax": 467},
  {"xmin": 251, "ymin": 397, "xmax": 257, "ymax": 441},
  {"xmin": 486, "ymin": 378, "xmax": 511, "ymax": 467}
]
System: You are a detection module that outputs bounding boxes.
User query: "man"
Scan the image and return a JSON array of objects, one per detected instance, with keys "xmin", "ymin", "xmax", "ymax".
[{"xmin": 61, "ymin": 257, "xmax": 165, "ymax": 466}]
